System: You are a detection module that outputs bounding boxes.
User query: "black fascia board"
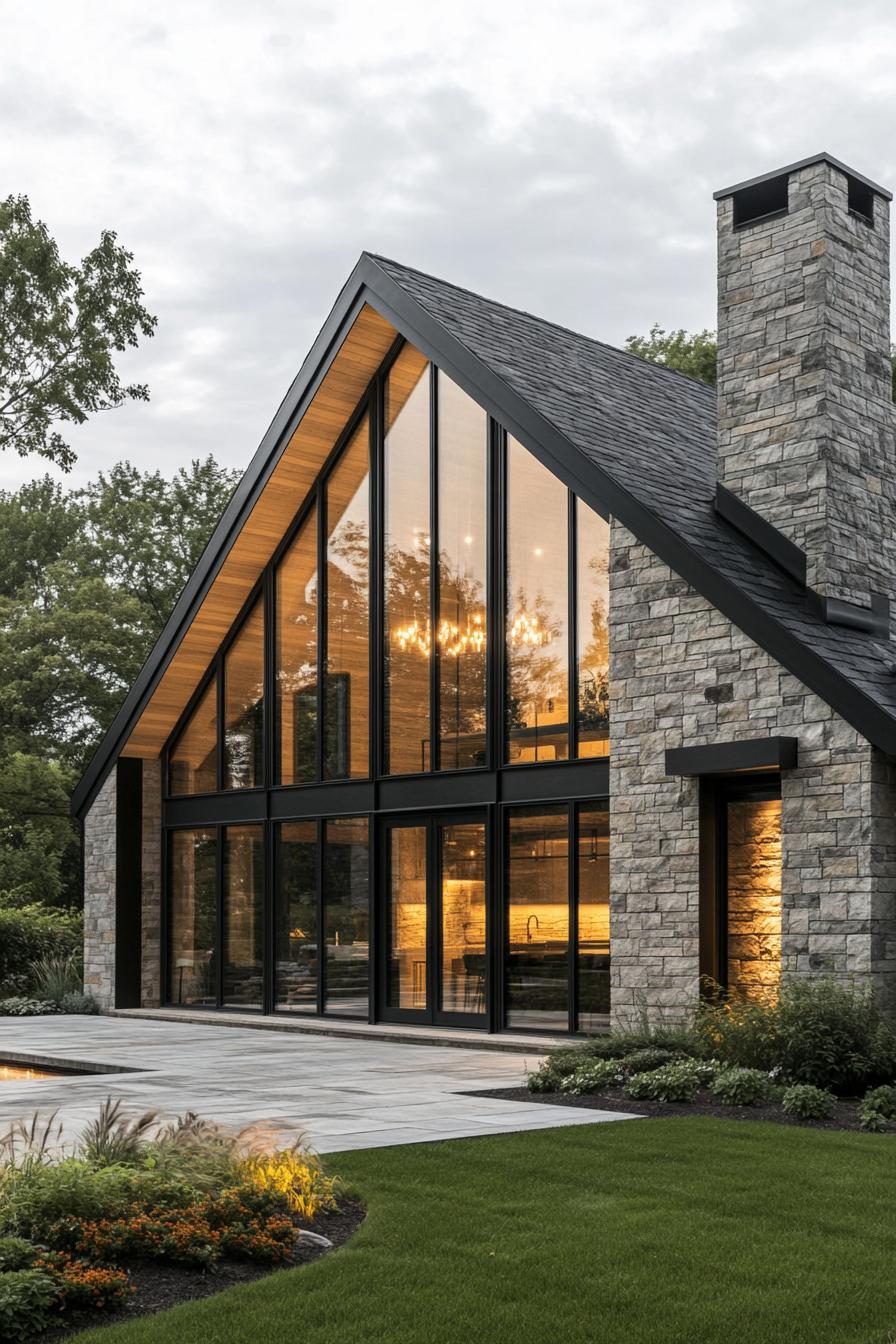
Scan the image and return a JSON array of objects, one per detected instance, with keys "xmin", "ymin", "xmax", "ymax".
[
  {"xmin": 73, "ymin": 252, "xmax": 896, "ymax": 817},
  {"xmin": 665, "ymin": 737, "xmax": 799, "ymax": 777}
]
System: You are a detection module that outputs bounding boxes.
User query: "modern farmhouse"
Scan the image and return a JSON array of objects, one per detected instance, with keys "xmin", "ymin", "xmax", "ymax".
[{"xmin": 73, "ymin": 152, "xmax": 896, "ymax": 1037}]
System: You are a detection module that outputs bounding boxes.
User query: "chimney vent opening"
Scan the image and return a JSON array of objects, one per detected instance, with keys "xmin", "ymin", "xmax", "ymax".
[
  {"xmin": 732, "ymin": 172, "xmax": 789, "ymax": 230},
  {"xmin": 847, "ymin": 174, "xmax": 874, "ymax": 226}
]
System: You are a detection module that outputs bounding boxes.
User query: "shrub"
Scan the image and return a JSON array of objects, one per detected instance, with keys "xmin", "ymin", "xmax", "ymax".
[
  {"xmin": 238, "ymin": 1148, "xmax": 339, "ymax": 1220},
  {"xmin": 527, "ymin": 1049, "xmax": 592, "ymax": 1093},
  {"xmin": 0, "ymin": 997, "xmax": 59, "ymax": 1017},
  {"xmin": 0, "ymin": 1238, "xmax": 35, "ymax": 1272},
  {"xmin": 80, "ymin": 1099, "xmax": 159, "ymax": 1169},
  {"xmin": 0, "ymin": 1160, "xmax": 192, "ymax": 1240},
  {"xmin": 33, "ymin": 1251, "xmax": 131, "ymax": 1315},
  {"xmin": 0, "ymin": 907, "xmax": 81, "ymax": 997},
  {"xmin": 709, "ymin": 1067, "xmax": 774, "ymax": 1107},
  {"xmin": 0, "ymin": 1268, "xmax": 57, "ymax": 1341},
  {"xmin": 559, "ymin": 1058, "xmax": 628, "ymax": 1095},
  {"xmin": 29, "ymin": 952, "xmax": 83, "ymax": 1006},
  {"xmin": 528, "ymin": 1025, "xmax": 702, "ymax": 1092},
  {"xmin": 625, "ymin": 1059, "xmax": 716, "ymax": 1103},
  {"xmin": 59, "ymin": 991, "xmax": 99, "ymax": 1015},
  {"xmin": 618, "ymin": 1047, "xmax": 685, "ymax": 1076},
  {"xmin": 781, "ymin": 1084, "xmax": 836, "ymax": 1122},
  {"xmin": 696, "ymin": 980, "xmax": 896, "ymax": 1095},
  {"xmin": 858, "ymin": 1085, "xmax": 896, "ymax": 1133}
]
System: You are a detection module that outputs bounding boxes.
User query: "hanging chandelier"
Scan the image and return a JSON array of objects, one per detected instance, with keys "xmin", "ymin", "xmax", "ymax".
[{"xmin": 391, "ymin": 609, "xmax": 551, "ymax": 656}]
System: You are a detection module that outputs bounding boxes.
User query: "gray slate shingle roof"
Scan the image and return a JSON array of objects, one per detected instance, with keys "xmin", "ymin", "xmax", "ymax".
[{"xmin": 370, "ymin": 252, "xmax": 896, "ymax": 739}]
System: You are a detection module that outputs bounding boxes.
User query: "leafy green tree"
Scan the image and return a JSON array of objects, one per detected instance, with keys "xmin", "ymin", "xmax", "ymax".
[
  {"xmin": 627, "ymin": 323, "xmax": 896, "ymax": 398},
  {"xmin": 625, "ymin": 325, "xmax": 718, "ymax": 386},
  {"xmin": 0, "ymin": 194, "xmax": 156, "ymax": 470},
  {"xmin": 0, "ymin": 459, "xmax": 239, "ymax": 907}
]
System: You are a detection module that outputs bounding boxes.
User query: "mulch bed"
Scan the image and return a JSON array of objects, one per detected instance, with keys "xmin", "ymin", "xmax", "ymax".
[
  {"xmin": 472, "ymin": 1086, "xmax": 872, "ymax": 1132},
  {"xmin": 44, "ymin": 1199, "xmax": 366, "ymax": 1340}
]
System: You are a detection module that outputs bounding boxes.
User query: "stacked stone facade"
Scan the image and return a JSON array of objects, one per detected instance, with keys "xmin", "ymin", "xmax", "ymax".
[
  {"xmin": 140, "ymin": 760, "xmax": 163, "ymax": 1008},
  {"xmin": 717, "ymin": 159, "xmax": 896, "ymax": 607},
  {"xmin": 82, "ymin": 760, "xmax": 162, "ymax": 1010},
  {"xmin": 83, "ymin": 768, "xmax": 117, "ymax": 1009},
  {"xmin": 608, "ymin": 522, "xmax": 896, "ymax": 1025}
]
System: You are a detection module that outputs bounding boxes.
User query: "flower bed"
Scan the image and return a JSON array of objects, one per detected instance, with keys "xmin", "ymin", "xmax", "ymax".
[
  {"xmin": 0, "ymin": 1101, "xmax": 361, "ymax": 1340},
  {"xmin": 485, "ymin": 981, "xmax": 896, "ymax": 1135}
]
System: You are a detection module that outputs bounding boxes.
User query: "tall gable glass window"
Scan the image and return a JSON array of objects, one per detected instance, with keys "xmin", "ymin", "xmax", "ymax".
[
  {"xmin": 325, "ymin": 416, "xmax": 370, "ymax": 779},
  {"xmin": 576, "ymin": 500, "xmax": 610, "ymax": 758},
  {"xmin": 223, "ymin": 600, "xmax": 264, "ymax": 789},
  {"xmin": 276, "ymin": 507, "xmax": 318, "ymax": 785},
  {"xmin": 169, "ymin": 678, "xmax": 217, "ymax": 795},
  {"xmin": 505, "ymin": 437, "xmax": 569, "ymax": 763},
  {"xmin": 437, "ymin": 373, "xmax": 488, "ymax": 769},
  {"xmin": 384, "ymin": 347, "xmax": 431, "ymax": 774}
]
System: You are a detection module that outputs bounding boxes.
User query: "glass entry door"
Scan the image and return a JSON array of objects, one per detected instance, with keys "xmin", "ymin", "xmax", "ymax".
[{"xmin": 381, "ymin": 813, "xmax": 488, "ymax": 1026}]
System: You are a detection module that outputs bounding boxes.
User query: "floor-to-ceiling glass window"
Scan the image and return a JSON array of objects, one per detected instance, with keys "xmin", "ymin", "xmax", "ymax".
[
  {"xmin": 277, "ymin": 507, "xmax": 318, "ymax": 785},
  {"xmin": 323, "ymin": 817, "xmax": 369, "ymax": 1015},
  {"xmin": 439, "ymin": 821, "xmax": 486, "ymax": 1015},
  {"xmin": 222, "ymin": 825, "xmax": 263, "ymax": 1007},
  {"xmin": 437, "ymin": 375, "xmax": 488, "ymax": 770},
  {"xmin": 505, "ymin": 805, "xmax": 569, "ymax": 1029},
  {"xmin": 385, "ymin": 825, "xmax": 428, "ymax": 1010},
  {"xmin": 223, "ymin": 602, "xmax": 264, "ymax": 789},
  {"xmin": 168, "ymin": 828, "xmax": 217, "ymax": 1006},
  {"xmin": 325, "ymin": 419, "xmax": 370, "ymax": 780},
  {"xmin": 169, "ymin": 679, "xmax": 218, "ymax": 795},
  {"xmin": 505, "ymin": 437, "xmax": 569, "ymax": 763},
  {"xmin": 275, "ymin": 821, "xmax": 318, "ymax": 1012},
  {"xmin": 576, "ymin": 501, "xmax": 610, "ymax": 759},
  {"xmin": 577, "ymin": 805, "xmax": 610, "ymax": 1028},
  {"xmin": 163, "ymin": 343, "xmax": 614, "ymax": 1035},
  {"xmin": 384, "ymin": 348, "xmax": 431, "ymax": 774}
]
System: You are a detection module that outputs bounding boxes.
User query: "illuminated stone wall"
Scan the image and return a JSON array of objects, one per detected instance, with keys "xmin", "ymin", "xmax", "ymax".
[{"xmin": 725, "ymin": 798, "xmax": 782, "ymax": 999}]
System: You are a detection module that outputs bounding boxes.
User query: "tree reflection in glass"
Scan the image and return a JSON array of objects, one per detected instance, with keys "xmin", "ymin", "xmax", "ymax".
[
  {"xmin": 576, "ymin": 500, "xmax": 610, "ymax": 758},
  {"xmin": 505, "ymin": 436, "xmax": 569, "ymax": 762}
]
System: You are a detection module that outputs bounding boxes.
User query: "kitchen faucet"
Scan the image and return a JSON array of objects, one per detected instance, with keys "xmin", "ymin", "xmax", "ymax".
[{"xmin": 526, "ymin": 914, "xmax": 540, "ymax": 943}]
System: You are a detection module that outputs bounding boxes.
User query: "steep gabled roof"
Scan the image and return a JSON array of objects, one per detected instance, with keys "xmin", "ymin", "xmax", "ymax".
[{"xmin": 72, "ymin": 252, "xmax": 896, "ymax": 816}]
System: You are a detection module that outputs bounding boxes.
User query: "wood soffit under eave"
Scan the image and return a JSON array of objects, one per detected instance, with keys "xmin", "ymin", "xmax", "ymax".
[{"xmin": 119, "ymin": 302, "xmax": 399, "ymax": 759}]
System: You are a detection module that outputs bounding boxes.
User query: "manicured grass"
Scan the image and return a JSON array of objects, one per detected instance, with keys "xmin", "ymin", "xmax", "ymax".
[{"xmin": 72, "ymin": 1118, "xmax": 896, "ymax": 1344}]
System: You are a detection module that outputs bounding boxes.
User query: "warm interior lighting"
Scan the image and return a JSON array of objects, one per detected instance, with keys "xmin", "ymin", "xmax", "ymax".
[
  {"xmin": 726, "ymin": 797, "xmax": 782, "ymax": 1000},
  {"xmin": 391, "ymin": 608, "xmax": 553, "ymax": 658}
]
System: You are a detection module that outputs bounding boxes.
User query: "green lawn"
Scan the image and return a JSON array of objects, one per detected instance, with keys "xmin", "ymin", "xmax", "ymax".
[{"xmin": 72, "ymin": 1118, "xmax": 896, "ymax": 1344}]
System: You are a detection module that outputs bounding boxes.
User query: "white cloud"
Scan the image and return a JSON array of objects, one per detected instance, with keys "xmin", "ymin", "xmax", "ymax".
[{"xmin": 1, "ymin": 0, "xmax": 895, "ymax": 488}]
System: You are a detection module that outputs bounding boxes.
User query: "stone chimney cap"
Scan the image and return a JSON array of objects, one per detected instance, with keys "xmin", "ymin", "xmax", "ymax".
[{"xmin": 713, "ymin": 152, "xmax": 892, "ymax": 203}]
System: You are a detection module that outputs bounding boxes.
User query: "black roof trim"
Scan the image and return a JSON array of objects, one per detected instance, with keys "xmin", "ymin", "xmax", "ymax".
[
  {"xmin": 73, "ymin": 250, "xmax": 896, "ymax": 817},
  {"xmin": 666, "ymin": 737, "xmax": 799, "ymax": 778},
  {"xmin": 713, "ymin": 152, "xmax": 892, "ymax": 202},
  {"xmin": 714, "ymin": 484, "xmax": 807, "ymax": 586}
]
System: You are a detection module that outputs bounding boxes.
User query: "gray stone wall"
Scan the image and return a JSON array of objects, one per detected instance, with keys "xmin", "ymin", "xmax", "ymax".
[
  {"xmin": 609, "ymin": 521, "xmax": 896, "ymax": 1024},
  {"xmin": 717, "ymin": 159, "xmax": 896, "ymax": 608},
  {"xmin": 83, "ymin": 758, "xmax": 162, "ymax": 1011},
  {"xmin": 141, "ymin": 759, "xmax": 162, "ymax": 1008},
  {"xmin": 83, "ymin": 767, "xmax": 117, "ymax": 1010}
]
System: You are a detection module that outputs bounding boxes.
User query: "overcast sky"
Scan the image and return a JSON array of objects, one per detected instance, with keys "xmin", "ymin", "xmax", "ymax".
[{"xmin": 2, "ymin": 0, "xmax": 896, "ymax": 490}]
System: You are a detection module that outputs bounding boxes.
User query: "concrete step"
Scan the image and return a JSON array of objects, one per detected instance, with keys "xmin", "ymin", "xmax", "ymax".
[{"xmin": 109, "ymin": 1007, "xmax": 589, "ymax": 1055}]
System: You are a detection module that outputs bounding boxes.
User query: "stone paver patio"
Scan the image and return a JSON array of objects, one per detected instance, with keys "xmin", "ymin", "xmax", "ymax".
[{"xmin": 0, "ymin": 1016, "xmax": 635, "ymax": 1152}]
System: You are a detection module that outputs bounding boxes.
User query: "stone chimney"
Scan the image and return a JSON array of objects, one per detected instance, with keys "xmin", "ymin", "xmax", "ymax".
[{"xmin": 715, "ymin": 153, "xmax": 896, "ymax": 613}]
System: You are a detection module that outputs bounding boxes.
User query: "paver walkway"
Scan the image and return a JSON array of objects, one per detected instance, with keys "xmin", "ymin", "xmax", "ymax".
[{"xmin": 0, "ymin": 1016, "xmax": 635, "ymax": 1152}]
